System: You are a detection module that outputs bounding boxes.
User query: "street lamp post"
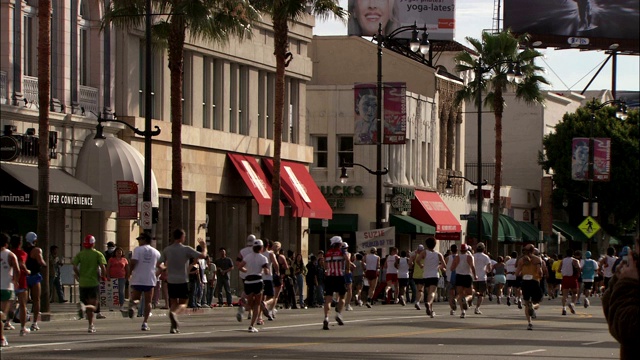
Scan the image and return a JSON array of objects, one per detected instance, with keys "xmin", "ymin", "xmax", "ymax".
[
  {"xmin": 372, "ymin": 22, "xmax": 429, "ymax": 230},
  {"xmin": 584, "ymin": 100, "xmax": 627, "ymax": 244},
  {"xmin": 445, "ymin": 175, "xmax": 488, "ymax": 240},
  {"xmin": 93, "ymin": 112, "xmax": 161, "ymax": 234}
]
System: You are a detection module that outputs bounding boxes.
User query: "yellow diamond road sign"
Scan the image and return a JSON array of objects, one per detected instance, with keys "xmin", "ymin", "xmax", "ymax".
[{"xmin": 578, "ymin": 216, "xmax": 600, "ymax": 239}]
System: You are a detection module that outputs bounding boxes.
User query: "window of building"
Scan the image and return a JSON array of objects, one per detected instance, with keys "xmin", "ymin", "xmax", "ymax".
[
  {"xmin": 337, "ymin": 136, "xmax": 354, "ymax": 167},
  {"xmin": 138, "ymin": 41, "xmax": 157, "ymax": 119},
  {"xmin": 288, "ymin": 79, "xmax": 298, "ymax": 144},
  {"xmin": 182, "ymin": 51, "xmax": 192, "ymax": 125},
  {"xmin": 266, "ymin": 73, "xmax": 275, "ymax": 140},
  {"xmin": 258, "ymin": 71, "xmax": 266, "ymax": 138},
  {"xmin": 23, "ymin": 13, "xmax": 36, "ymax": 76},
  {"xmin": 312, "ymin": 136, "xmax": 328, "ymax": 168},
  {"xmin": 229, "ymin": 64, "xmax": 238, "ymax": 133},
  {"xmin": 213, "ymin": 60, "xmax": 223, "ymax": 130},
  {"xmin": 79, "ymin": 1, "xmax": 89, "ymax": 86},
  {"xmin": 239, "ymin": 66, "xmax": 249, "ymax": 135}
]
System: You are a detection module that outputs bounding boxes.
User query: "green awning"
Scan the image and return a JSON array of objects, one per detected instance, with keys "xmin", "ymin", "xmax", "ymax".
[
  {"xmin": 553, "ymin": 220, "xmax": 589, "ymax": 242},
  {"xmin": 390, "ymin": 215, "xmax": 436, "ymax": 235},
  {"xmin": 309, "ymin": 214, "xmax": 358, "ymax": 233},
  {"xmin": 499, "ymin": 215, "xmax": 522, "ymax": 243},
  {"xmin": 517, "ymin": 221, "xmax": 541, "ymax": 242},
  {"xmin": 466, "ymin": 211, "xmax": 504, "ymax": 242}
]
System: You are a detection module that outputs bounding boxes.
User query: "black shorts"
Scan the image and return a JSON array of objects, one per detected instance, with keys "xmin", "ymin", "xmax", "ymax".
[
  {"xmin": 583, "ymin": 281, "xmax": 594, "ymax": 290},
  {"xmin": 244, "ymin": 281, "xmax": 264, "ymax": 295},
  {"xmin": 424, "ymin": 277, "xmax": 439, "ymax": 288},
  {"xmin": 547, "ymin": 276, "xmax": 558, "ymax": 285},
  {"xmin": 324, "ymin": 276, "xmax": 346, "ymax": 296},
  {"xmin": 353, "ymin": 275, "xmax": 364, "ymax": 287},
  {"xmin": 414, "ymin": 278, "xmax": 426, "ymax": 286},
  {"xmin": 272, "ymin": 275, "xmax": 282, "ymax": 288},
  {"xmin": 521, "ymin": 280, "xmax": 542, "ymax": 303},
  {"xmin": 79, "ymin": 286, "xmax": 99, "ymax": 304},
  {"xmin": 507, "ymin": 279, "xmax": 521, "ymax": 288},
  {"xmin": 456, "ymin": 274, "xmax": 473, "ymax": 289},
  {"xmin": 398, "ymin": 278, "xmax": 409, "ymax": 287},
  {"xmin": 168, "ymin": 282, "xmax": 189, "ymax": 300},
  {"xmin": 263, "ymin": 280, "xmax": 274, "ymax": 297},
  {"xmin": 474, "ymin": 280, "xmax": 487, "ymax": 294}
]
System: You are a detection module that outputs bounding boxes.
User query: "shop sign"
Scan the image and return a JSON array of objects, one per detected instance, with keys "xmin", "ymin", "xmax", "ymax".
[
  {"xmin": 117, "ymin": 180, "xmax": 139, "ymax": 219},
  {"xmin": 49, "ymin": 193, "xmax": 94, "ymax": 208},
  {"xmin": 356, "ymin": 226, "xmax": 396, "ymax": 252},
  {"xmin": 0, "ymin": 136, "xmax": 20, "ymax": 162},
  {"xmin": 388, "ymin": 186, "xmax": 414, "ymax": 213},
  {"xmin": 320, "ymin": 185, "xmax": 364, "ymax": 209}
]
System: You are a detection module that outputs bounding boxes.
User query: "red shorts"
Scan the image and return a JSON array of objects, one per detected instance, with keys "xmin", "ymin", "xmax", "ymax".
[
  {"xmin": 365, "ymin": 270, "xmax": 378, "ymax": 281},
  {"xmin": 561, "ymin": 276, "xmax": 579, "ymax": 290},
  {"xmin": 386, "ymin": 273, "xmax": 398, "ymax": 283}
]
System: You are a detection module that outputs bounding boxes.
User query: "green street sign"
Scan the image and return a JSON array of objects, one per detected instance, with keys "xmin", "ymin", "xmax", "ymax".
[{"xmin": 578, "ymin": 216, "xmax": 600, "ymax": 239}]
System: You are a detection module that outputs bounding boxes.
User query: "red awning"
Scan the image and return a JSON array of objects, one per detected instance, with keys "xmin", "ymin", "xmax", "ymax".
[
  {"xmin": 264, "ymin": 159, "xmax": 333, "ymax": 220},
  {"xmin": 411, "ymin": 190, "xmax": 461, "ymax": 240},
  {"xmin": 228, "ymin": 154, "xmax": 284, "ymax": 216}
]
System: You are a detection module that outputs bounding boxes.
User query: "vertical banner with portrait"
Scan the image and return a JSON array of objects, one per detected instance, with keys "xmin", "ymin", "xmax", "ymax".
[
  {"xmin": 571, "ymin": 138, "xmax": 589, "ymax": 180},
  {"xmin": 117, "ymin": 180, "xmax": 138, "ymax": 219},
  {"xmin": 593, "ymin": 138, "xmax": 611, "ymax": 181},
  {"xmin": 383, "ymin": 82, "xmax": 406, "ymax": 144},
  {"xmin": 354, "ymin": 83, "xmax": 378, "ymax": 145}
]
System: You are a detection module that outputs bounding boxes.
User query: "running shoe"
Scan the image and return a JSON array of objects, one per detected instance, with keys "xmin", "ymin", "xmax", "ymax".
[
  {"xmin": 366, "ymin": 303, "xmax": 372, "ymax": 308},
  {"xmin": 497, "ymin": 296, "xmax": 502, "ymax": 304},
  {"xmin": 248, "ymin": 326, "xmax": 258, "ymax": 333},
  {"xmin": 128, "ymin": 307, "xmax": 135, "ymax": 319},
  {"xmin": 335, "ymin": 314, "xmax": 344, "ymax": 326},
  {"xmin": 29, "ymin": 323, "xmax": 39, "ymax": 331},
  {"xmin": 266, "ymin": 311, "xmax": 274, "ymax": 321},
  {"xmin": 323, "ymin": 319, "xmax": 329, "ymax": 330},
  {"xmin": 584, "ymin": 298, "xmax": 590, "ymax": 308},
  {"xmin": 346, "ymin": 305, "xmax": 353, "ymax": 311},
  {"xmin": 568, "ymin": 303, "xmax": 576, "ymax": 314},
  {"xmin": 430, "ymin": 309, "xmax": 435, "ymax": 318},
  {"xmin": 517, "ymin": 300, "xmax": 523, "ymax": 309},
  {"xmin": 236, "ymin": 306, "xmax": 243, "ymax": 322},
  {"xmin": 527, "ymin": 323, "xmax": 533, "ymax": 331},
  {"xmin": 426, "ymin": 304, "xmax": 432, "ymax": 316},
  {"xmin": 399, "ymin": 297, "xmax": 406, "ymax": 306},
  {"xmin": 262, "ymin": 303, "xmax": 270, "ymax": 318},
  {"xmin": 0, "ymin": 338, "xmax": 8, "ymax": 347},
  {"xmin": 562, "ymin": 308, "xmax": 567, "ymax": 316},
  {"xmin": 357, "ymin": 300, "xmax": 363, "ymax": 307},
  {"xmin": 507, "ymin": 297, "xmax": 511, "ymax": 306},
  {"xmin": 96, "ymin": 313, "xmax": 107, "ymax": 319},
  {"xmin": 474, "ymin": 308, "xmax": 482, "ymax": 315},
  {"xmin": 461, "ymin": 299, "xmax": 468, "ymax": 311},
  {"xmin": 460, "ymin": 311, "xmax": 466, "ymax": 319},
  {"xmin": 20, "ymin": 327, "xmax": 30, "ymax": 336},
  {"xmin": 527, "ymin": 302, "xmax": 535, "ymax": 317},
  {"xmin": 170, "ymin": 327, "xmax": 180, "ymax": 334},
  {"xmin": 256, "ymin": 319, "xmax": 264, "ymax": 326},
  {"xmin": 415, "ymin": 302, "xmax": 421, "ymax": 310},
  {"xmin": 141, "ymin": 323, "xmax": 150, "ymax": 331},
  {"xmin": 4, "ymin": 322, "xmax": 15, "ymax": 331},
  {"xmin": 450, "ymin": 309, "xmax": 455, "ymax": 316},
  {"xmin": 88, "ymin": 325, "xmax": 96, "ymax": 333}
]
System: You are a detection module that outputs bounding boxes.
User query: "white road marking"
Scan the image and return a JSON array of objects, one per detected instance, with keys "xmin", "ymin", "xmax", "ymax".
[
  {"xmin": 582, "ymin": 340, "xmax": 606, "ymax": 346},
  {"xmin": 513, "ymin": 349, "xmax": 546, "ymax": 355}
]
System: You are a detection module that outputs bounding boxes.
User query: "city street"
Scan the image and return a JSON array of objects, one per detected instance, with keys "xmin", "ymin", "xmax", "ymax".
[{"xmin": 1, "ymin": 297, "xmax": 620, "ymax": 359}]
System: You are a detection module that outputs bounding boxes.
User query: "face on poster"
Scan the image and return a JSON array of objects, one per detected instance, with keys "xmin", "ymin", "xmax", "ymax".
[
  {"xmin": 354, "ymin": 84, "xmax": 378, "ymax": 145},
  {"xmin": 348, "ymin": 0, "xmax": 455, "ymax": 40}
]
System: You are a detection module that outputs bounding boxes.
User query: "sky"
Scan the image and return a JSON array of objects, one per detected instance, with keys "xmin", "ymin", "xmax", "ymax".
[{"xmin": 313, "ymin": 0, "xmax": 640, "ymax": 93}]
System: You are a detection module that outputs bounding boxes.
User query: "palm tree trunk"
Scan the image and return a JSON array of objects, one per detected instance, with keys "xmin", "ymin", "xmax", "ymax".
[
  {"xmin": 270, "ymin": 16, "xmax": 288, "ymax": 243},
  {"xmin": 168, "ymin": 18, "xmax": 186, "ymax": 231},
  {"xmin": 37, "ymin": 0, "xmax": 52, "ymax": 313},
  {"xmin": 491, "ymin": 92, "xmax": 504, "ymax": 257}
]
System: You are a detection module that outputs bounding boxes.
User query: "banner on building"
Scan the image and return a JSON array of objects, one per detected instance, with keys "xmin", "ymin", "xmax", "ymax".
[
  {"xmin": 347, "ymin": 0, "xmax": 455, "ymax": 41},
  {"xmin": 356, "ymin": 227, "xmax": 396, "ymax": 252},
  {"xmin": 354, "ymin": 83, "xmax": 407, "ymax": 145},
  {"xmin": 117, "ymin": 180, "xmax": 139, "ymax": 219}
]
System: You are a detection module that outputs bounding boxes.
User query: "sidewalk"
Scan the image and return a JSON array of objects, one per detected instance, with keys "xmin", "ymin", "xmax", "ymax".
[{"xmin": 40, "ymin": 302, "xmax": 226, "ymax": 322}]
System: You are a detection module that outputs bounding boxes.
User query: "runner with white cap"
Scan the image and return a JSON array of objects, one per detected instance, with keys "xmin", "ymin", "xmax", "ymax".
[
  {"xmin": 322, "ymin": 236, "xmax": 350, "ymax": 330},
  {"xmin": 237, "ymin": 239, "xmax": 269, "ymax": 333},
  {"xmin": 236, "ymin": 234, "xmax": 256, "ymax": 322}
]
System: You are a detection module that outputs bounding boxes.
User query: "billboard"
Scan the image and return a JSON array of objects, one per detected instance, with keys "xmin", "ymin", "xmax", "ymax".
[
  {"xmin": 348, "ymin": 0, "xmax": 455, "ymax": 41},
  {"xmin": 354, "ymin": 82, "xmax": 407, "ymax": 145},
  {"xmin": 504, "ymin": 0, "xmax": 640, "ymax": 53},
  {"xmin": 571, "ymin": 137, "xmax": 611, "ymax": 181}
]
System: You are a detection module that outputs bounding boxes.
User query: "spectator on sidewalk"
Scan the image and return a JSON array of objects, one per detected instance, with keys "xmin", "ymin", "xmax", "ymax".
[
  {"xmin": 49, "ymin": 245, "xmax": 66, "ymax": 303},
  {"xmin": 214, "ymin": 248, "xmax": 233, "ymax": 307}
]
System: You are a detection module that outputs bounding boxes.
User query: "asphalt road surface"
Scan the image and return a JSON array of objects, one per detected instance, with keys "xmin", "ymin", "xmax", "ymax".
[{"xmin": 1, "ymin": 297, "xmax": 620, "ymax": 360}]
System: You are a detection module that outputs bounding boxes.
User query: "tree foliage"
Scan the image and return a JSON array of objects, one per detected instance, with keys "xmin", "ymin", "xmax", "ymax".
[{"xmin": 540, "ymin": 102, "xmax": 640, "ymax": 241}]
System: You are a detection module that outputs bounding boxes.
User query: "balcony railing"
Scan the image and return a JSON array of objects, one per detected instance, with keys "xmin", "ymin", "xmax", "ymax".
[
  {"xmin": 464, "ymin": 163, "xmax": 497, "ymax": 185},
  {"xmin": 79, "ymin": 85, "xmax": 99, "ymax": 117},
  {"xmin": 0, "ymin": 70, "xmax": 7, "ymax": 104},
  {"xmin": 23, "ymin": 75, "xmax": 39, "ymax": 106}
]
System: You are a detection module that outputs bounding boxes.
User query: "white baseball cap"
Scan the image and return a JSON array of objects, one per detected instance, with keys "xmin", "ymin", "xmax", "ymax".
[
  {"xmin": 253, "ymin": 239, "xmax": 264, "ymax": 247},
  {"xmin": 329, "ymin": 236, "xmax": 342, "ymax": 245},
  {"xmin": 26, "ymin": 232, "xmax": 37, "ymax": 244},
  {"xmin": 246, "ymin": 234, "xmax": 256, "ymax": 245}
]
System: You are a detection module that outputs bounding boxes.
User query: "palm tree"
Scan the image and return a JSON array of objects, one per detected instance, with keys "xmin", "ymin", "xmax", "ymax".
[
  {"xmin": 37, "ymin": 0, "xmax": 52, "ymax": 313},
  {"xmin": 454, "ymin": 30, "xmax": 548, "ymax": 256},
  {"xmin": 250, "ymin": 0, "xmax": 346, "ymax": 243},
  {"xmin": 105, "ymin": 0, "xmax": 258, "ymax": 231}
]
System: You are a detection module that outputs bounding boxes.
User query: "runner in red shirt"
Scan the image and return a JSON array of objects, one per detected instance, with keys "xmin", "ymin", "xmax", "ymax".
[
  {"xmin": 9, "ymin": 236, "xmax": 30, "ymax": 336},
  {"xmin": 322, "ymin": 236, "xmax": 351, "ymax": 330}
]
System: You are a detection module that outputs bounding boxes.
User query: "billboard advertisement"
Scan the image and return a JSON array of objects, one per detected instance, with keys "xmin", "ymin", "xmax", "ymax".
[
  {"xmin": 354, "ymin": 82, "xmax": 407, "ymax": 145},
  {"xmin": 348, "ymin": 0, "xmax": 455, "ymax": 41},
  {"xmin": 504, "ymin": 0, "xmax": 640, "ymax": 53},
  {"xmin": 571, "ymin": 137, "xmax": 611, "ymax": 181}
]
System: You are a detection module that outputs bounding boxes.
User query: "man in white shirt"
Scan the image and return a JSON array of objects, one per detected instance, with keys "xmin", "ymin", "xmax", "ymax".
[
  {"xmin": 472, "ymin": 243, "xmax": 492, "ymax": 315},
  {"xmin": 128, "ymin": 233, "xmax": 162, "ymax": 331}
]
